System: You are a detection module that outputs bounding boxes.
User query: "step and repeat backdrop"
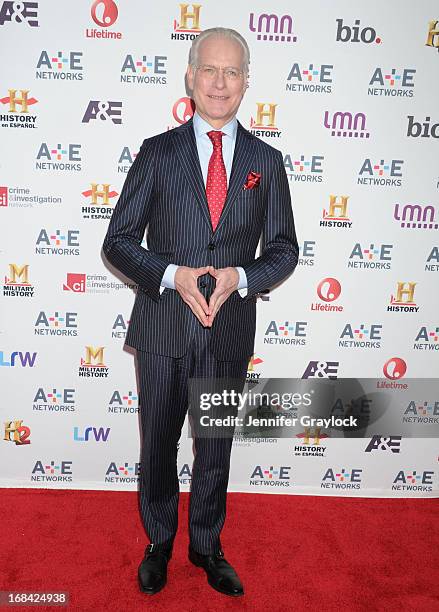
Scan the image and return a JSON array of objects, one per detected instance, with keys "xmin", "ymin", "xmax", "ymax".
[{"xmin": 1, "ymin": 0, "xmax": 438, "ymax": 497}]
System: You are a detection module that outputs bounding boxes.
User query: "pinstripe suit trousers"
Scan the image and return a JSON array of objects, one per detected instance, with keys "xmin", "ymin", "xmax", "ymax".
[{"xmin": 136, "ymin": 322, "xmax": 248, "ymax": 555}]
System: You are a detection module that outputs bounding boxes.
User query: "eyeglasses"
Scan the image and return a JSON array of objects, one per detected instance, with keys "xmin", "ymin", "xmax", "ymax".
[{"xmin": 194, "ymin": 64, "xmax": 245, "ymax": 81}]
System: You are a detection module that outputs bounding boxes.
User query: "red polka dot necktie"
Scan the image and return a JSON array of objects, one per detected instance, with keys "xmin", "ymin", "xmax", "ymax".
[{"xmin": 206, "ymin": 130, "xmax": 227, "ymax": 231}]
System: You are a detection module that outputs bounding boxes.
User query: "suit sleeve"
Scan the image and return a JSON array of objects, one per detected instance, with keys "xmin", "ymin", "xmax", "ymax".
[
  {"xmin": 102, "ymin": 138, "xmax": 170, "ymax": 302},
  {"xmin": 241, "ymin": 149, "xmax": 299, "ymax": 299}
]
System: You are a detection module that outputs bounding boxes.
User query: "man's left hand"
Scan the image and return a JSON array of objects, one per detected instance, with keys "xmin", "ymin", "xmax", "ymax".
[{"xmin": 207, "ymin": 267, "xmax": 239, "ymax": 326}]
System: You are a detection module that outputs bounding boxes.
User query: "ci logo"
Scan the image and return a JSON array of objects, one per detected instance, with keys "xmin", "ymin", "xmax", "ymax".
[
  {"xmin": 317, "ymin": 277, "xmax": 341, "ymax": 302},
  {"xmin": 91, "ymin": 0, "xmax": 118, "ymax": 27}
]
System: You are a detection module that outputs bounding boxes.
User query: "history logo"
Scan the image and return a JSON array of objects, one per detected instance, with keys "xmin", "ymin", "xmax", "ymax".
[
  {"xmin": 247, "ymin": 355, "xmax": 263, "ymax": 384},
  {"xmin": 0, "ymin": 88, "xmax": 38, "ymax": 128},
  {"xmin": 171, "ymin": 3, "xmax": 201, "ymax": 40},
  {"xmin": 3, "ymin": 264, "xmax": 34, "ymax": 297},
  {"xmin": 320, "ymin": 195, "xmax": 351, "ymax": 228},
  {"xmin": 81, "ymin": 183, "xmax": 118, "ymax": 220},
  {"xmin": 78, "ymin": 346, "xmax": 109, "ymax": 378},
  {"xmin": 387, "ymin": 282, "xmax": 418, "ymax": 313},
  {"xmin": 4, "ymin": 420, "xmax": 31, "ymax": 445},
  {"xmin": 425, "ymin": 20, "xmax": 439, "ymax": 52},
  {"xmin": 250, "ymin": 103, "xmax": 281, "ymax": 138},
  {"xmin": 294, "ymin": 428, "xmax": 329, "ymax": 457}
]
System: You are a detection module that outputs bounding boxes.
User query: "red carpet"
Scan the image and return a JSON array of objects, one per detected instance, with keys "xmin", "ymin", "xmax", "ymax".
[{"xmin": 1, "ymin": 489, "xmax": 438, "ymax": 611}]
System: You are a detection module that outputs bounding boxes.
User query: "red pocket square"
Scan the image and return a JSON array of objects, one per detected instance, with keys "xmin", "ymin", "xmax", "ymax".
[{"xmin": 243, "ymin": 171, "xmax": 261, "ymax": 190}]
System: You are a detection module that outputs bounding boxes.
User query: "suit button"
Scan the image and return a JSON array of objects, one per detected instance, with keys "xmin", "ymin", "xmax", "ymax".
[
  {"xmin": 208, "ymin": 242, "xmax": 215, "ymax": 250},
  {"xmin": 199, "ymin": 281, "xmax": 207, "ymax": 288}
]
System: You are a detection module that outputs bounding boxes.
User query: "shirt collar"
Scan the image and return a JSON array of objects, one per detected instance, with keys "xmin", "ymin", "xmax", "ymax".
[{"xmin": 193, "ymin": 111, "xmax": 237, "ymax": 140}]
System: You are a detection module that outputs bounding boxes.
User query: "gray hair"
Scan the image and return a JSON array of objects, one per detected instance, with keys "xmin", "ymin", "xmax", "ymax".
[{"xmin": 188, "ymin": 27, "xmax": 250, "ymax": 74}]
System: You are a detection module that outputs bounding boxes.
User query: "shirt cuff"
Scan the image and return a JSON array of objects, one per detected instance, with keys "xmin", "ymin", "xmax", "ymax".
[
  {"xmin": 236, "ymin": 266, "xmax": 248, "ymax": 297},
  {"xmin": 159, "ymin": 264, "xmax": 179, "ymax": 294}
]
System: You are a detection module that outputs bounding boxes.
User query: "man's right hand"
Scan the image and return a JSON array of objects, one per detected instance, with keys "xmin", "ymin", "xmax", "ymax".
[{"xmin": 174, "ymin": 266, "xmax": 212, "ymax": 327}]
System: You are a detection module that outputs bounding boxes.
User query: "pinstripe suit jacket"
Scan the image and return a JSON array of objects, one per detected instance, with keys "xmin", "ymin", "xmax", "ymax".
[{"xmin": 102, "ymin": 117, "xmax": 298, "ymax": 360}]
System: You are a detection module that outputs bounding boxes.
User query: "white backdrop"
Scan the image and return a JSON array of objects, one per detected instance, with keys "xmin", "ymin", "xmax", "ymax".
[{"xmin": 1, "ymin": 0, "xmax": 438, "ymax": 497}]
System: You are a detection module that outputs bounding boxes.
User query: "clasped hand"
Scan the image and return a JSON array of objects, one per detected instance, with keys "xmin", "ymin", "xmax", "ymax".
[{"xmin": 174, "ymin": 265, "xmax": 239, "ymax": 327}]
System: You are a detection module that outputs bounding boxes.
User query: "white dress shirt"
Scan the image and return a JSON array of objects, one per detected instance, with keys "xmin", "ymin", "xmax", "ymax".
[{"xmin": 160, "ymin": 111, "xmax": 248, "ymax": 295}]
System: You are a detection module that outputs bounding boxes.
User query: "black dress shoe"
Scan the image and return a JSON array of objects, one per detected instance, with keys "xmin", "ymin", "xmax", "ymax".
[
  {"xmin": 188, "ymin": 546, "xmax": 244, "ymax": 597},
  {"xmin": 138, "ymin": 542, "xmax": 172, "ymax": 595}
]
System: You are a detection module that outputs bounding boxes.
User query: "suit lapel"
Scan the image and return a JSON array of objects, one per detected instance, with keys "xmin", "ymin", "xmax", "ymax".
[
  {"xmin": 172, "ymin": 118, "xmax": 212, "ymax": 230},
  {"xmin": 172, "ymin": 118, "xmax": 256, "ymax": 234},
  {"xmin": 214, "ymin": 121, "xmax": 256, "ymax": 234}
]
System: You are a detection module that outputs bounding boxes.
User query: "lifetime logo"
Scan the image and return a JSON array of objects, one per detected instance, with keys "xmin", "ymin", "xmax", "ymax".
[
  {"xmin": 382, "ymin": 357, "xmax": 407, "ymax": 381},
  {"xmin": 249, "ymin": 12, "xmax": 296, "ymax": 42},
  {"xmin": 311, "ymin": 277, "xmax": 343, "ymax": 313},
  {"xmin": 86, "ymin": 0, "xmax": 121, "ymax": 39},
  {"xmin": 0, "ymin": 1, "xmax": 38, "ymax": 27}
]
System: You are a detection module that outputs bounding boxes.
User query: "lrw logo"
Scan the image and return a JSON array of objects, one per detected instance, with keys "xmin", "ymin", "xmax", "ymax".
[
  {"xmin": 73, "ymin": 426, "xmax": 110, "ymax": 442},
  {"xmin": 0, "ymin": 350, "xmax": 37, "ymax": 367}
]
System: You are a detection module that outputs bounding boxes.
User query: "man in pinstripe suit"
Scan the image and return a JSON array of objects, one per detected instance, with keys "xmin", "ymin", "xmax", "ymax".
[{"xmin": 103, "ymin": 27, "xmax": 298, "ymax": 597}]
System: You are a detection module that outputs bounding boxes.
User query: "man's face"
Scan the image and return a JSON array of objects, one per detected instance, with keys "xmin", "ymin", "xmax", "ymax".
[{"xmin": 186, "ymin": 35, "xmax": 248, "ymax": 128}]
